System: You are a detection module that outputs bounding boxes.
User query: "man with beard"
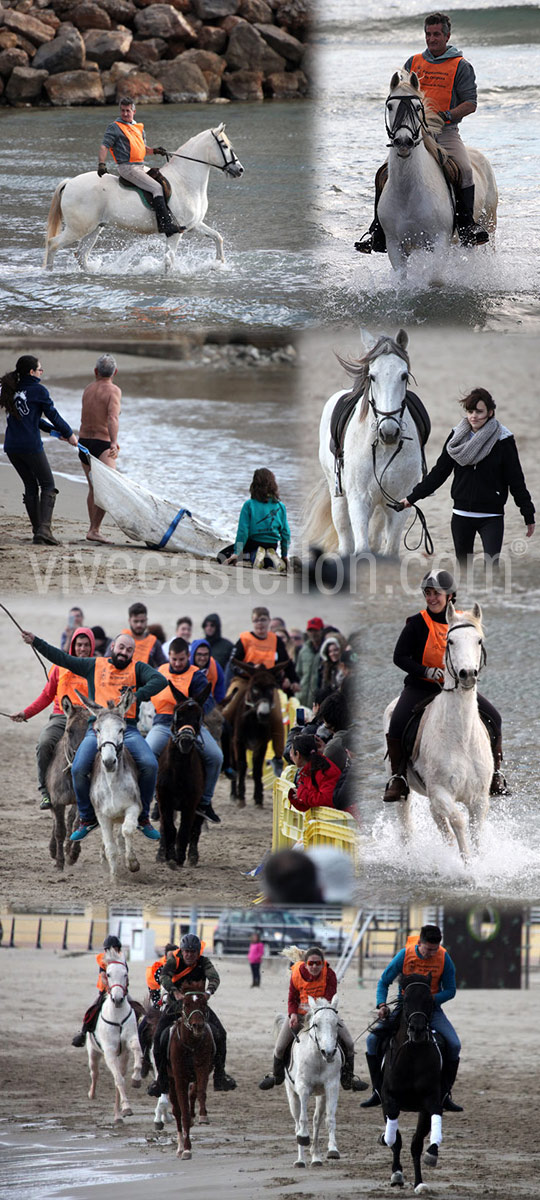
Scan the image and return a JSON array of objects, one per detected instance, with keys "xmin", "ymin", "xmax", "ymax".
[{"xmin": 20, "ymin": 628, "xmax": 167, "ymax": 841}]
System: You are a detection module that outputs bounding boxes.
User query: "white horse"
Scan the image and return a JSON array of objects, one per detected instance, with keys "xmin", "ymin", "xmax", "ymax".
[
  {"xmin": 87, "ymin": 960, "xmax": 143, "ymax": 1123},
  {"xmin": 77, "ymin": 689, "xmax": 142, "ymax": 877},
  {"xmin": 43, "ymin": 122, "xmax": 243, "ymax": 271},
  {"xmin": 384, "ymin": 603, "xmax": 493, "ymax": 861},
  {"xmin": 378, "ymin": 71, "xmax": 497, "ymax": 268},
  {"xmin": 279, "ymin": 996, "xmax": 342, "ymax": 1168},
  {"xmin": 307, "ymin": 329, "xmax": 425, "ymax": 556}
]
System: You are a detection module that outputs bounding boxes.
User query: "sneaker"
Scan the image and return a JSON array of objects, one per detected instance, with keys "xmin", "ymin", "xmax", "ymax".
[
  {"xmin": 196, "ymin": 803, "xmax": 221, "ymax": 824},
  {"xmin": 70, "ymin": 821, "xmax": 99, "ymax": 842},
  {"xmin": 137, "ymin": 818, "xmax": 160, "ymax": 841},
  {"xmin": 39, "ymin": 795, "xmax": 53, "ymax": 811},
  {"xmin": 253, "ymin": 546, "xmax": 265, "ymax": 570},
  {"xmin": 213, "ymin": 1072, "xmax": 237, "ymax": 1091},
  {"xmin": 71, "ymin": 1031, "xmax": 86, "ymax": 1047},
  {"xmin": 265, "ymin": 548, "xmax": 286, "ymax": 573}
]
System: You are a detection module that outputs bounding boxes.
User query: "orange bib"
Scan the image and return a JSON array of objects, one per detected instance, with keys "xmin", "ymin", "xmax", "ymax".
[
  {"xmin": 56, "ymin": 666, "xmax": 89, "ymax": 707},
  {"xmin": 420, "ymin": 610, "xmax": 448, "ymax": 672},
  {"xmin": 290, "ymin": 961, "xmax": 329, "ymax": 1013},
  {"xmin": 152, "ymin": 663, "xmax": 198, "ymax": 715},
  {"xmin": 239, "ymin": 630, "xmax": 278, "ymax": 669},
  {"xmin": 94, "ymin": 656, "xmax": 137, "ymax": 719},
  {"xmin": 120, "ymin": 629, "xmax": 157, "ymax": 664},
  {"xmin": 403, "ymin": 942, "xmax": 446, "ymax": 995},
  {"xmin": 110, "ymin": 120, "xmax": 146, "ymax": 163},
  {"xmin": 169, "ymin": 941, "xmax": 207, "ymax": 984},
  {"xmin": 409, "ymin": 54, "xmax": 462, "ymax": 113}
]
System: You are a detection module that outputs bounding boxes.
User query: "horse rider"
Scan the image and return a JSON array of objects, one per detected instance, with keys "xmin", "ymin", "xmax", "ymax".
[
  {"xmin": 71, "ymin": 935, "xmax": 128, "ymax": 1046},
  {"xmin": 147, "ymin": 933, "xmax": 237, "ymax": 1095},
  {"xmin": 222, "ymin": 605, "xmax": 298, "ymax": 774},
  {"xmin": 383, "ymin": 569, "xmax": 506, "ymax": 803},
  {"xmin": 98, "ymin": 97, "xmax": 183, "ymax": 239},
  {"xmin": 361, "ymin": 924, "xmax": 463, "ymax": 1113},
  {"xmin": 146, "ymin": 943, "xmax": 179, "ymax": 1009},
  {"xmin": 258, "ymin": 945, "xmax": 367, "ymax": 1093},
  {"xmin": 20, "ymin": 628, "xmax": 168, "ymax": 841},
  {"xmin": 357, "ymin": 10, "xmax": 489, "ymax": 254},
  {"xmin": 121, "ymin": 601, "xmax": 167, "ymax": 667},
  {"xmin": 10, "ymin": 625, "xmax": 94, "ymax": 810},
  {"xmin": 145, "ymin": 636, "xmax": 223, "ymax": 824}
]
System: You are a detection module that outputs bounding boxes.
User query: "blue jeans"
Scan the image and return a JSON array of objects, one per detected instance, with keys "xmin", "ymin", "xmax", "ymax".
[
  {"xmin": 367, "ymin": 1005, "xmax": 460, "ymax": 1061},
  {"xmin": 146, "ymin": 718, "xmax": 223, "ymax": 804},
  {"xmin": 72, "ymin": 726, "xmax": 158, "ymax": 824}
]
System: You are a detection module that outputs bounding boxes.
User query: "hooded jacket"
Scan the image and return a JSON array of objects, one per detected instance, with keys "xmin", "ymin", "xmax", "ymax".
[
  {"xmin": 3, "ymin": 375, "xmax": 73, "ymax": 455},
  {"xmin": 201, "ymin": 613, "xmax": 233, "ymax": 669},
  {"xmin": 22, "ymin": 627, "xmax": 96, "ymax": 718},
  {"xmin": 190, "ymin": 638, "xmax": 226, "ymax": 704}
]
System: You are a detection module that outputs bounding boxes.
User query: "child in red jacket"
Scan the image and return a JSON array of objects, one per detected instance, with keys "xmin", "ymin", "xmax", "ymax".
[{"xmin": 288, "ymin": 732, "xmax": 342, "ymax": 812}]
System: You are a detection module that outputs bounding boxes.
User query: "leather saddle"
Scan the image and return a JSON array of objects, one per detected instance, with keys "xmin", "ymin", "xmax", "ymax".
[
  {"xmin": 330, "ymin": 388, "xmax": 431, "ymax": 495},
  {"xmin": 118, "ymin": 167, "xmax": 172, "ymax": 207}
]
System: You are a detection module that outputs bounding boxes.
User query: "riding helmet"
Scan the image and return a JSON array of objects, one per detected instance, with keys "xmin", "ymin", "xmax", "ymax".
[
  {"xmin": 421, "ymin": 569, "xmax": 456, "ymax": 600},
  {"xmin": 103, "ymin": 934, "xmax": 122, "ymax": 952},
  {"xmin": 180, "ymin": 933, "xmax": 201, "ymax": 953}
]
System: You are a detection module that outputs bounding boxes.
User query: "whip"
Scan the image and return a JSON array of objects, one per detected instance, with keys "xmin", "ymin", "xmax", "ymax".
[{"xmin": 0, "ymin": 603, "xmax": 49, "ymax": 679}]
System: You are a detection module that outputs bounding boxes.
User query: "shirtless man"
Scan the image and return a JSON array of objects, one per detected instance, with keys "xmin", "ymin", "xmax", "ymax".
[{"xmin": 78, "ymin": 354, "xmax": 121, "ymax": 543}]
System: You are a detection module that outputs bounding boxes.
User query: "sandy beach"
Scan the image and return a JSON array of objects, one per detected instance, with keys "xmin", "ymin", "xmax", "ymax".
[{"xmin": 1, "ymin": 949, "xmax": 538, "ymax": 1200}]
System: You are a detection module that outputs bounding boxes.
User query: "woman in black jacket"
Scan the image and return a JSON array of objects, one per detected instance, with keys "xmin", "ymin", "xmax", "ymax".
[{"xmin": 400, "ymin": 388, "xmax": 535, "ymax": 562}]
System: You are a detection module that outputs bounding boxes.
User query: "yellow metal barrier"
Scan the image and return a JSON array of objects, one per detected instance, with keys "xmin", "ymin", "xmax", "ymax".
[
  {"xmin": 272, "ymin": 767, "xmax": 359, "ymax": 871},
  {"xmin": 247, "ymin": 691, "xmax": 300, "ymax": 787}
]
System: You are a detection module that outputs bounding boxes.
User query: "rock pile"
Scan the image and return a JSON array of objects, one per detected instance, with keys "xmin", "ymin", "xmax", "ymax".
[{"xmin": 0, "ymin": 0, "xmax": 309, "ymax": 105}]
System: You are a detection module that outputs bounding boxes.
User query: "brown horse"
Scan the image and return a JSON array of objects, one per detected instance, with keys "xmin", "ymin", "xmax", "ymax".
[
  {"xmin": 156, "ymin": 683, "xmax": 211, "ymax": 869},
  {"xmin": 168, "ymin": 989, "xmax": 215, "ymax": 1159},
  {"xmin": 46, "ymin": 697, "xmax": 87, "ymax": 870},
  {"xmin": 228, "ymin": 661, "xmax": 284, "ymax": 807}
]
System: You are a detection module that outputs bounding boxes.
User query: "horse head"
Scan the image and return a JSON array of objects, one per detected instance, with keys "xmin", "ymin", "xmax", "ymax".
[
  {"xmin": 232, "ymin": 660, "xmax": 281, "ymax": 724},
  {"xmin": 336, "ymin": 331, "xmax": 410, "ymax": 447},
  {"xmin": 400, "ymin": 972, "xmax": 434, "ymax": 1042},
  {"xmin": 61, "ymin": 695, "xmax": 89, "ymax": 760},
  {"xmin": 105, "ymin": 960, "xmax": 129, "ymax": 1008},
  {"xmin": 169, "ymin": 682, "xmax": 212, "ymax": 753},
  {"xmin": 75, "ymin": 688, "xmax": 133, "ymax": 772},
  {"xmin": 385, "ymin": 71, "xmax": 443, "ymax": 156},
  {"xmin": 211, "ymin": 123, "xmax": 244, "ymax": 178},
  {"xmin": 306, "ymin": 995, "xmax": 340, "ymax": 1062},
  {"xmin": 181, "ymin": 989, "xmax": 208, "ymax": 1038},
  {"xmin": 444, "ymin": 603, "xmax": 486, "ymax": 691}
]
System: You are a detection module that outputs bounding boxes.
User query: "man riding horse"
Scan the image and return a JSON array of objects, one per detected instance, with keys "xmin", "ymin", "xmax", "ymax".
[
  {"xmin": 357, "ymin": 10, "xmax": 489, "ymax": 253},
  {"xmin": 222, "ymin": 606, "xmax": 297, "ymax": 775},
  {"xmin": 147, "ymin": 933, "xmax": 237, "ymax": 1095},
  {"xmin": 361, "ymin": 924, "xmax": 463, "ymax": 1113},
  {"xmin": 98, "ymin": 98, "xmax": 183, "ymax": 239}
]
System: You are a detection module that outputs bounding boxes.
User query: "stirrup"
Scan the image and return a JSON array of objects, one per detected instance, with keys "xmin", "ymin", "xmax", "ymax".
[
  {"xmin": 383, "ymin": 774, "xmax": 409, "ymax": 803},
  {"xmin": 458, "ymin": 223, "xmax": 489, "ymax": 247},
  {"xmin": 490, "ymin": 770, "xmax": 511, "ymax": 797},
  {"xmin": 354, "ymin": 230, "xmax": 373, "ymax": 254}
]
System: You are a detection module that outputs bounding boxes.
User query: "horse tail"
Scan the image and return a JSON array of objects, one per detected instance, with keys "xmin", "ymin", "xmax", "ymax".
[
  {"xmin": 302, "ymin": 478, "xmax": 338, "ymax": 552},
  {"xmin": 44, "ymin": 180, "xmax": 67, "ymax": 261}
]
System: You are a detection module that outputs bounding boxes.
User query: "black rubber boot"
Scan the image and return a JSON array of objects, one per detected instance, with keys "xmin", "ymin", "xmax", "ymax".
[
  {"xmin": 355, "ymin": 216, "xmax": 387, "ymax": 255},
  {"xmin": 151, "ymin": 194, "xmax": 184, "ymax": 238},
  {"xmin": 442, "ymin": 1057, "xmax": 464, "ymax": 1112},
  {"xmin": 259, "ymin": 1055, "xmax": 285, "ymax": 1089},
  {"xmin": 23, "ymin": 493, "xmax": 41, "ymax": 537},
  {"xmin": 383, "ymin": 735, "xmax": 409, "ymax": 802},
  {"xmin": 71, "ymin": 1031, "xmax": 86, "ymax": 1047},
  {"xmin": 360, "ymin": 1052, "xmax": 382, "ymax": 1108},
  {"xmin": 34, "ymin": 489, "xmax": 60, "ymax": 545},
  {"xmin": 213, "ymin": 1037, "xmax": 236, "ymax": 1090},
  {"xmin": 456, "ymin": 185, "xmax": 489, "ymax": 246}
]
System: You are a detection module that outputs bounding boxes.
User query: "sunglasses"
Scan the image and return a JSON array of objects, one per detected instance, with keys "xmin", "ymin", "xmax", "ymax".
[{"xmin": 307, "ymin": 959, "xmax": 323, "ymax": 966}]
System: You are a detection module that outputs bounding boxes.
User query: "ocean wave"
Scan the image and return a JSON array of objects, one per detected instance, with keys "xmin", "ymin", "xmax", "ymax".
[{"xmin": 317, "ymin": 6, "xmax": 540, "ymax": 47}]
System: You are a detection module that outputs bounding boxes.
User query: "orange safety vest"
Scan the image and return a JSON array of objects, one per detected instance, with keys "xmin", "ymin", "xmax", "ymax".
[
  {"xmin": 409, "ymin": 53, "xmax": 462, "ymax": 113},
  {"xmin": 109, "ymin": 120, "xmax": 147, "ymax": 163},
  {"xmin": 403, "ymin": 941, "xmax": 446, "ymax": 996},
  {"xmin": 152, "ymin": 663, "xmax": 199, "ymax": 715},
  {"xmin": 120, "ymin": 629, "xmax": 157, "ymax": 664},
  {"xmin": 420, "ymin": 610, "xmax": 448, "ymax": 672},
  {"xmin": 239, "ymin": 630, "xmax": 278, "ymax": 669},
  {"xmin": 95, "ymin": 950, "xmax": 127, "ymax": 990},
  {"xmin": 204, "ymin": 656, "xmax": 218, "ymax": 694},
  {"xmin": 54, "ymin": 666, "xmax": 89, "ymax": 707},
  {"xmin": 290, "ymin": 961, "xmax": 330, "ymax": 1013},
  {"xmin": 93, "ymin": 656, "xmax": 137, "ymax": 720},
  {"xmin": 146, "ymin": 954, "xmax": 167, "ymax": 991},
  {"xmin": 169, "ymin": 941, "xmax": 207, "ymax": 984}
]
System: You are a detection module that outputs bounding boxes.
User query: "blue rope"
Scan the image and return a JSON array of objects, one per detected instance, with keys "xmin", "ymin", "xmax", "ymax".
[{"xmin": 157, "ymin": 507, "xmax": 192, "ymax": 548}]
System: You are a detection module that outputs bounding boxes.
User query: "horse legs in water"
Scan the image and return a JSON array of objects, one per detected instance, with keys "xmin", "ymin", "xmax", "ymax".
[
  {"xmin": 75, "ymin": 226, "xmax": 105, "ymax": 271},
  {"xmin": 429, "ymin": 786, "xmax": 471, "ymax": 860},
  {"xmin": 196, "ymin": 220, "xmax": 224, "ymax": 263},
  {"xmin": 164, "ymin": 231, "xmax": 184, "ymax": 273},
  {"xmin": 329, "ymin": 494, "xmax": 357, "ymax": 556}
]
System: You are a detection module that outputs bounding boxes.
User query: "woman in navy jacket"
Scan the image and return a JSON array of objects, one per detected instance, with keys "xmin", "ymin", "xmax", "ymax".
[{"xmin": 0, "ymin": 354, "xmax": 77, "ymax": 544}]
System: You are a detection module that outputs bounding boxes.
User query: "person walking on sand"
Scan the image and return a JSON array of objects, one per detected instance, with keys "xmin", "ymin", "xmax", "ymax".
[
  {"xmin": 248, "ymin": 931, "xmax": 265, "ymax": 987},
  {"xmin": 78, "ymin": 354, "xmax": 121, "ymax": 544}
]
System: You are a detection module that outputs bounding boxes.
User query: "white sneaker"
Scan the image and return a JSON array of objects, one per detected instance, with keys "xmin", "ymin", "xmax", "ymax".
[
  {"xmin": 253, "ymin": 547, "xmax": 266, "ymax": 570},
  {"xmin": 265, "ymin": 548, "xmax": 286, "ymax": 572}
]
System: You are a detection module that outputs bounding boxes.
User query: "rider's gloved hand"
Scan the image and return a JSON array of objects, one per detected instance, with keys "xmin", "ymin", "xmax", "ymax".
[
  {"xmin": 425, "ymin": 667, "xmax": 444, "ymax": 683},
  {"xmin": 152, "ymin": 146, "xmax": 168, "ymax": 157},
  {"xmin": 97, "ymin": 163, "xmax": 107, "ymax": 177}
]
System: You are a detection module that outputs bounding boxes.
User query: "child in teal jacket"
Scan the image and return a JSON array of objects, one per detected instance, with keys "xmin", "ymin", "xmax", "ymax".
[{"xmin": 226, "ymin": 469, "xmax": 290, "ymax": 570}]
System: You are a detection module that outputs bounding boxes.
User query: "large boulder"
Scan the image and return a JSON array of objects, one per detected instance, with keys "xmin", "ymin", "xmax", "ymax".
[
  {"xmin": 238, "ymin": 0, "xmax": 272, "ymax": 22},
  {"xmin": 133, "ymin": 5, "xmax": 196, "ymax": 40},
  {"xmin": 151, "ymin": 58, "xmax": 208, "ymax": 102},
  {"xmin": 195, "ymin": 24, "xmax": 227, "ymax": 54},
  {"xmin": 111, "ymin": 67, "xmax": 163, "ymax": 102},
  {"xmin": 225, "ymin": 20, "xmax": 284, "ymax": 73},
  {"xmin": 83, "ymin": 27, "xmax": 133, "ymax": 67},
  {"xmin": 0, "ymin": 47, "xmax": 29, "ymax": 76},
  {"xmin": 71, "ymin": 2, "xmax": 112, "ymax": 31},
  {"xmin": 99, "ymin": 0, "xmax": 137, "ymax": 22},
  {"xmin": 192, "ymin": 0, "xmax": 239, "ymax": 17},
  {"xmin": 5, "ymin": 64, "xmax": 48, "ymax": 102},
  {"xmin": 264, "ymin": 67, "xmax": 307, "ymax": 98},
  {"xmin": 181, "ymin": 47, "xmax": 225, "ymax": 99},
  {"xmin": 44, "ymin": 66, "xmax": 105, "ymax": 103},
  {"xmin": 221, "ymin": 67, "xmax": 263, "ymax": 100},
  {"xmin": 255, "ymin": 22, "xmax": 304, "ymax": 64},
  {"xmin": 126, "ymin": 37, "xmax": 166, "ymax": 66},
  {"xmin": 1, "ymin": 9, "xmax": 56, "ymax": 46},
  {"xmin": 274, "ymin": 0, "xmax": 310, "ymax": 39},
  {"xmin": 32, "ymin": 26, "xmax": 85, "ymax": 73}
]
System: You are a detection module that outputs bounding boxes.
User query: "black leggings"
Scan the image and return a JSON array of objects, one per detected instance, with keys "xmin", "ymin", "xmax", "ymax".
[
  {"xmin": 389, "ymin": 683, "xmax": 501, "ymax": 740},
  {"xmin": 451, "ymin": 514, "xmax": 504, "ymax": 562},
  {"xmin": 7, "ymin": 450, "xmax": 55, "ymax": 500}
]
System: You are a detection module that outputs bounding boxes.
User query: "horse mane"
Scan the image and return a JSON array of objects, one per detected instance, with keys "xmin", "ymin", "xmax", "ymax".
[
  {"xmin": 335, "ymin": 334, "xmax": 410, "ymax": 423},
  {"xmin": 389, "ymin": 70, "xmax": 449, "ymax": 168},
  {"xmin": 450, "ymin": 607, "xmax": 485, "ymax": 638}
]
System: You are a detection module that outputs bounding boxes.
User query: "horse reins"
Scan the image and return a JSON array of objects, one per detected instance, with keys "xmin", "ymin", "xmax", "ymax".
[
  {"xmin": 385, "ymin": 93, "xmax": 428, "ymax": 148},
  {"xmin": 165, "ymin": 131, "xmax": 239, "ymax": 173},
  {"xmin": 366, "ymin": 388, "xmax": 435, "ymax": 556}
]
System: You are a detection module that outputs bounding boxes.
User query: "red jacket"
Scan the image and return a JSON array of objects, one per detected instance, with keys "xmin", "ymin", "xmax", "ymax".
[
  {"xmin": 288, "ymin": 758, "xmax": 342, "ymax": 813},
  {"xmin": 22, "ymin": 627, "xmax": 95, "ymax": 718}
]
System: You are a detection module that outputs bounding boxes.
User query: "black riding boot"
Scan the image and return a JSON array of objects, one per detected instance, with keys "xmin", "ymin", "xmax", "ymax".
[
  {"xmin": 490, "ymin": 733, "xmax": 510, "ymax": 796},
  {"xmin": 211, "ymin": 1018, "xmax": 236, "ymax": 1090},
  {"xmin": 71, "ymin": 993, "xmax": 105, "ymax": 1046},
  {"xmin": 360, "ymin": 1052, "xmax": 382, "ymax": 1108},
  {"xmin": 23, "ymin": 493, "xmax": 40, "ymax": 538},
  {"xmin": 259, "ymin": 1054, "xmax": 285, "ymax": 1089},
  {"xmin": 383, "ymin": 735, "xmax": 409, "ymax": 802},
  {"xmin": 151, "ymin": 194, "xmax": 184, "ymax": 238},
  {"xmin": 442, "ymin": 1057, "xmax": 464, "ymax": 1112},
  {"xmin": 34, "ymin": 488, "xmax": 60, "ymax": 545},
  {"xmin": 340, "ymin": 1050, "xmax": 368, "ymax": 1091},
  {"xmin": 355, "ymin": 214, "xmax": 387, "ymax": 255},
  {"xmin": 456, "ymin": 185, "xmax": 489, "ymax": 246},
  {"xmin": 147, "ymin": 1015, "xmax": 173, "ymax": 1096}
]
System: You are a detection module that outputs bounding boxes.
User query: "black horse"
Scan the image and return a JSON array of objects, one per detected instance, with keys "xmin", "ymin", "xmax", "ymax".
[
  {"xmin": 379, "ymin": 973, "xmax": 443, "ymax": 1191},
  {"xmin": 156, "ymin": 682, "xmax": 211, "ymax": 869},
  {"xmin": 228, "ymin": 660, "xmax": 284, "ymax": 807}
]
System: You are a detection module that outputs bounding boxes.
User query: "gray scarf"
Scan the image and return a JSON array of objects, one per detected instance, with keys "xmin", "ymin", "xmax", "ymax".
[{"xmin": 446, "ymin": 416, "xmax": 501, "ymax": 466}]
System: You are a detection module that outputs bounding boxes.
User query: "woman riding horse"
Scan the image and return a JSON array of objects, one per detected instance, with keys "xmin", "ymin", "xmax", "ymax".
[
  {"xmin": 384, "ymin": 569, "xmax": 506, "ymax": 802},
  {"xmin": 71, "ymin": 935, "xmax": 128, "ymax": 1046},
  {"xmin": 258, "ymin": 946, "xmax": 366, "ymax": 1093}
]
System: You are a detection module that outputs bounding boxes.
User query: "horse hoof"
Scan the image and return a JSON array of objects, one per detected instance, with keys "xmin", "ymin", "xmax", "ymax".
[
  {"xmin": 131, "ymin": 1078, "xmax": 141, "ymax": 1089},
  {"xmin": 378, "ymin": 1133, "xmax": 387, "ymax": 1147},
  {"xmin": 154, "ymin": 1121, "xmax": 164, "ymax": 1131},
  {"xmin": 326, "ymin": 1150, "xmax": 340, "ymax": 1160},
  {"xmin": 237, "ymin": 799, "xmax": 245, "ymax": 809},
  {"xmin": 181, "ymin": 1150, "xmax": 192, "ymax": 1160},
  {"xmin": 121, "ymin": 1107, "xmax": 132, "ymax": 1117},
  {"xmin": 128, "ymin": 860, "xmax": 140, "ymax": 873},
  {"xmin": 166, "ymin": 859, "xmax": 180, "ymax": 871},
  {"xmin": 294, "ymin": 1161, "xmax": 306, "ymax": 1168},
  {"xmin": 424, "ymin": 1150, "xmax": 438, "ymax": 1168},
  {"xmin": 414, "ymin": 1186, "xmax": 429, "ymax": 1195},
  {"xmin": 114, "ymin": 1117, "xmax": 124, "ymax": 1126},
  {"xmin": 199, "ymin": 1116, "xmax": 209, "ymax": 1125},
  {"xmin": 311, "ymin": 1159, "xmax": 323, "ymax": 1167},
  {"xmin": 391, "ymin": 1172, "xmax": 404, "ymax": 1187}
]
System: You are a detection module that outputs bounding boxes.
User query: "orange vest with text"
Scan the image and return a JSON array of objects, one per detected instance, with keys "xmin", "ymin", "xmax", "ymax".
[
  {"xmin": 403, "ymin": 942, "xmax": 446, "ymax": 995},
  {"xmin": 54, "ymin": 666, "xmax": 89, "ymax": 708},
  {"xmin": 152, "ymin": 663, "xmax": 199, "ymax": 715},
  {"xmin": 239, "ymin": 630, "xmax": 278, "ymax": 669},
  {"xmin": 93, "ymin": 656, "xmax": 137, "ymax": 719},
  {"xmin": 121, "ymin": 629, "xmax": 157, "ymax": 664},
  {"xmin": 290, "ymin": 960, "xmax": 330, "ymax": 1013},
  {"xmin": 169, "ymin": 941, "xmax": 207, "ymax": 984},
  {"xmin": 409, "ymin": 53, "xmax": 462, "ymax": 113},
  {"xmin": 110, "ymin": 120, "xmax": 146, "ymax": 163}
]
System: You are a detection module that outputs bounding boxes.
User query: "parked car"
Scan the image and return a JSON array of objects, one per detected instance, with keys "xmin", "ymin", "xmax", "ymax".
[{"xmin": 213, "ymin": 910, "xmax": 315, "ymax": 956}]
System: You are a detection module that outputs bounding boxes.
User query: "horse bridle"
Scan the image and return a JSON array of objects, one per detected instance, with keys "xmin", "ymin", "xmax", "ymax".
[
  {"xmin": 172, "ymin": 721, "xmax": 198, "ymax": 750},
  {"xmin": 444, "ymin": 622, "xmax": 487, "ymax": 691},
  {"xmin": 403, "ymin": 979, "xmax": 433, "ymax": 1041},
  {"xmin": 96, "ymin": 729, "xmax": 124, "ymax": 758},
  {"xmin": 303, "ymin": 1011, "xmax": 339, "ymax": 1062},
  {"xmin": 168, "ymin": 130, "xmax": 240, "ymax": 175},
  {"xmin": 385, "ymin": 93, "xmax": 428, "ymax": 148},
  {"xmin": 179, "ymin": 990, "xmax": 208, "ymax": 1031}
]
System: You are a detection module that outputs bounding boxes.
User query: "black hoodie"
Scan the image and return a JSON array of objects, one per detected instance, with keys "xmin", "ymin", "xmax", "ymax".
[{"xmin": 201, "ymin": 612, "xmax": 233, "ymax": 669}]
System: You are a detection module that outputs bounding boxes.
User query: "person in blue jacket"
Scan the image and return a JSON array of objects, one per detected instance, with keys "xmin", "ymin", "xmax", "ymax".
[
  {"xmin": 190, "ymin": 638, "xmax": 226, "ymax": 705},
  {"xmin": 0, "ymin": 354, "xmax": 77, "ymax": 545},
  {"xmin": 225, "ymin": 468, "xmax": 291, "ymax": 571}
]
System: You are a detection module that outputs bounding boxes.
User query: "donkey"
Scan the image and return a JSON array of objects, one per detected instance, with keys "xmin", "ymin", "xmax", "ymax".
[
  {"xmin": 76, "ymin": 688, "xmax": 141, "ymax": 877},
  {"xmin": 228, "ymin": 661, "xmax": 284, "ymax": 807},
  {"xmin": 45, "ymin": 696, "xmax": 87, "ymax": 871},
  {"xmin": 156, "ymin": 681, "xmax": 211, "ymax": 869}
]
